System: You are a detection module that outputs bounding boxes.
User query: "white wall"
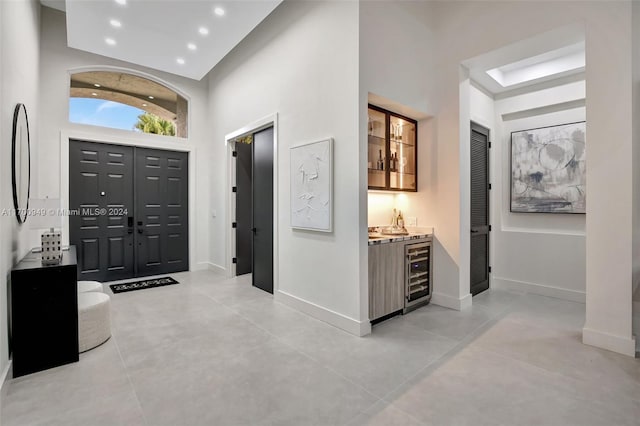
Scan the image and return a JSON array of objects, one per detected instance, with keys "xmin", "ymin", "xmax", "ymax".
[
  {"xmin": 38, "ymin": 7, "xmax": 210, "ymax": 270},
  {"xmin": 632, "ymin": 0, "xmax": 640, "ymax": 352},
  {"xmin": 432, "ymin": 0, "xmax": 635, "ymax": 355},
  {"xmin": 359, "ymin": 1, "xmax": 441, "ymax": 311},
  {"xmin": 0, "ymin": 0, "xmax": 41, "ymax": 382},
  {"xmin": 489, "ymin": 81, "xmax": 587, "ymax": 301},
  {"xmin": 207, "ymin": 1, "xmax": 364, "ymax": 333}
]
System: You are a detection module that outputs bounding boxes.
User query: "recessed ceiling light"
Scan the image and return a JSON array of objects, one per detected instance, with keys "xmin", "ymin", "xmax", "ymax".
[
  {"xmin": 198, "ymin": 27, "xmax": 209, "ymax": 36},
  {"xmin": 114, "ymin": 0, "xmax": 126, "ymax": 5},
  {"xmin": 176, "ymin": 58, "xmax": 185, "ymax": 65},
  {"xmin": 110, "ymin": 19, "xmax": 122, "ymax": 28},
  {"xmin": 214, "ymin": 7, "xmax": 225, "ymax": 16},
  {"xmin": 94, "ymin": 83, "xmax": 101, "ymax": 87},
  {"xmin": 187, "ymin": 43, "xmax": 197, "ymax": 51},
  {"xmin": 148, "ymin": 96, "xmax": 154, "ymax": 99},
  {"xmin": 105, "ymin": 37, "xmax": 116, "ymax": 46},
  {"xmin": 91, "ymin": 92, "xmax": 97, "ymax": 96},
  {"xmin": 142, "ymin": 103, "xmax": 147, "ymax": 107}
]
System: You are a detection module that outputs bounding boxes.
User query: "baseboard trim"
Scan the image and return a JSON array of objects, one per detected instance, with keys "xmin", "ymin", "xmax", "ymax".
[
  {"xmin": 583, "ymin": 327, "xmax": 636, "ymax": 357},
  {"xmin": 275, "ymin": 290, "xmax": 371, "ymax": 336},
  {"xmin": 492, "ymin": 277, "xmax": 585, "ymax": 303},
  {"xmin": 1, "ymin": 360, "xmax": 12, "ymax": 401},
  {"xmin": 431, "ymin": 292, "xmax": 472, "ymax": 311},
  {"xmin": 196, "ymin": 262, "xmax": 226, "ymax": 275}
]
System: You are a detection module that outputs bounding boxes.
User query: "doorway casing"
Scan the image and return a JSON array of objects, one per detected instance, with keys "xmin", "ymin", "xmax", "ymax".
[
  {"xmin": 225, "ymin": 113, "xmax": 279, "ymax": 293},
  {"xmin": 60, "ymin": 129, "xmax": 198, "ymax": 273}
]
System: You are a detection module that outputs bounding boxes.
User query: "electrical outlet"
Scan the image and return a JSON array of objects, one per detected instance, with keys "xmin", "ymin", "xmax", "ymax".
[{"xmin": 407, "ymin": 216, "xmax": 417, "ymax": 227}]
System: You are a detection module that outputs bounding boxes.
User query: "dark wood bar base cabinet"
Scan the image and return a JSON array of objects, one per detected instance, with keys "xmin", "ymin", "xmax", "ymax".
[{"xmin": 9, "ymin": 247, "xmax": 79, "ymax": 378}]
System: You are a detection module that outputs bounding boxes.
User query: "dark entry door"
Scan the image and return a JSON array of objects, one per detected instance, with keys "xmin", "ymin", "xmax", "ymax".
[
  {"xmin": 135, "ymin": 148, "xmax": 189, "ymax": 276},
  {"xmin": 69, "ymin": 141, "xmax": 135, "ymax": 282},
  {"xmin": 470, "ymin": 122, "xmax": 490, "ymax": 296},
  {"xmin": 252, "ymin": 127, "xmax": 274, "ymax": 293},
  {"xmin": 70, "ymin": 141, "xmax": 189, "ymax": 281},
  {"xmin": 235, "ymin": 141, "xmax": 253, "ymax": 276}
]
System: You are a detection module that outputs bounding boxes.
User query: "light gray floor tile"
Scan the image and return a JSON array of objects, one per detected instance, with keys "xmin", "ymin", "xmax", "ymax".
[
  {"xmin": 347, "ymin": 400, "xmax": 425, "ymax": 426},
  {"xmin": 282, "ymin": 316, "xmax": 457, "ymax": 398},
  {"xmin": 385, "ymin": 345, "xmax": 639, "ymax": 426},
  {"xmin": 194, "ymin": 274, "xmax": 274, "ymax": 308},
  {"xmin": 229, "ymin": 297, "xmax": 331, "ymax": 339},
  {"xmin": 506, "ymin": 293, "xmax": 585, "ymax": 331},
  {"xmin": 471, "ymin": 316, "xmax": 640, "ymax": 398},
  {"xmin": 3, "ymin": 271, "xmax": 639, "ymax": 426},
  {"xmin": 130, "ymin": 339, "xmax": 378, "ymax": 426},
  {"xmin": 471, "ymin": 288, "xmax": 524, "ymax": 317},
  {"xmin": 402, "ymin": 303, "xmax": 494, "ymax": 341}
]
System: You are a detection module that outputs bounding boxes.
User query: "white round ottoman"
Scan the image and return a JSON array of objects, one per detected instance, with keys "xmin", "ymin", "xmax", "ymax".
[
  {"xmin": 78, "ymin": 280, "xmax": 103, "ymax": 293},
  {"xmin": 78, "ymin": 292, "xmax": 111, "ymax": 353}
]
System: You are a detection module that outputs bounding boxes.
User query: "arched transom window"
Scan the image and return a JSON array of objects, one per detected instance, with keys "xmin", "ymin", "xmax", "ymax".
[{"xmin": 69, "ymin": 71, "xmax": 188, "ymax": 138}]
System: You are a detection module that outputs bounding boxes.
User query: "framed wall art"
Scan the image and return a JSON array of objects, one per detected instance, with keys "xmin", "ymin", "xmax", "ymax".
[
  {"xmin": 511, "ymin": 121, "xmax": 586, "ymax": 214},
  {"xmin": 290, "ymin": 138, "xmax": 333, "ymax": 232}
]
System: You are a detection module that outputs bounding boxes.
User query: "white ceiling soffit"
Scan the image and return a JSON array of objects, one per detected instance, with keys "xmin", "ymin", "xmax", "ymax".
[
  {"xmin": 64, "ymin": 0, "xmax": 282, "ymax": 81},
  {"xmin": 464, "ymin": 24, "xmax": 586, "ymax": 95}
]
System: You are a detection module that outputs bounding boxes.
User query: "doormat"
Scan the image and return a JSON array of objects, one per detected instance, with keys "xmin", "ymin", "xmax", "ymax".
[{"xmin": 109, "ymin": 277, "xmax": 179, "ymax": 294}]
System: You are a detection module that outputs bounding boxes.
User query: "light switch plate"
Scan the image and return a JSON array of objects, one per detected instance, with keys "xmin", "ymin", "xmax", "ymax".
[{"xmin": 407, "ymin": 216, "xmax": 417, "ymax": 226}]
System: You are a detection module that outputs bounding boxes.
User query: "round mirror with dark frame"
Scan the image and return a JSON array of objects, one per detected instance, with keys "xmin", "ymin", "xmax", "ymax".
[{"xmin": 12, "ymin": 103, "xmax": 31, "ymax": 224}]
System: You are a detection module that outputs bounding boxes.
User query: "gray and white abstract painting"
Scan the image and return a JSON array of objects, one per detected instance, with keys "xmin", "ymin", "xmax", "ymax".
[
  {"xmin": 511, "ymin": 121, "xmax": 586, "ymax": 213},
  {"xmin": 290, "ymin": 138, "xmax": 333, "ymax": 231}
]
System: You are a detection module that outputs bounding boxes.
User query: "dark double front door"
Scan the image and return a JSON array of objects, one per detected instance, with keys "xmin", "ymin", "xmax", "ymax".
[{"xmin": 69, "ymin": 140, "xmax": 189, "ymax": 282}]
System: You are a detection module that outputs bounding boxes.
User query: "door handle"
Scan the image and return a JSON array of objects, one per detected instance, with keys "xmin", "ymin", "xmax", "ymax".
[
  {"xmin": 470, "ymin": 229, "xmax": 479, "ymax": 233},
  {"xmin": 252, "ymin": 227, "xmax": 257, "ymax": 234}
]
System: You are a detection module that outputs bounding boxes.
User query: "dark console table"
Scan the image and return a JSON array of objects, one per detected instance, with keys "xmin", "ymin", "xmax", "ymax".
[{"xmin": 10, "ymin": 247, "xmax": 79, "ymax": 377}]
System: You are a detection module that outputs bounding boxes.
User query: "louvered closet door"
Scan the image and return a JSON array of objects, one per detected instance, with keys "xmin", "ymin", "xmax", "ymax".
[{"xmin": 470, "ymin": 123, "xmax": 490, "ymax": 296}]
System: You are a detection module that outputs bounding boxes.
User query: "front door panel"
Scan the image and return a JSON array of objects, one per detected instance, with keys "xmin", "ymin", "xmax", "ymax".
[
  {"xmin": 69, "ymin": 140, "xmax": 135, "ymax": 281},
  {"xmin": 135, "ymin": 147, "xmax": 189, "ymax": 276}
]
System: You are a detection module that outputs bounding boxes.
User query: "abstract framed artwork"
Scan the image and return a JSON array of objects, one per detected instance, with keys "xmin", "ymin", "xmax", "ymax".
[
  {"xmin": 290, "ymin": 138, "xmax": 333, "ymax": 232},
  {"xmin": 511, "ymin": 121, "xmax": 586, "ymax": 214}
]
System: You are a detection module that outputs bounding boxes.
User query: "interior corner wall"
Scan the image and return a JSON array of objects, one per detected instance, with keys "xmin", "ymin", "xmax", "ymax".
[
  {"xmin": 490, "ymin": 81, "xmax": 586, "ymax": 301},
  {"xmin": 207, "ymin": 1, "xmax": 363, "ymax": 331},
  {"xmin": 432, "ymin": 2, "xmax": 635, "ymax": 354},
  {"xmin": 632, "ymin": 0, "xmax": 640, "ymax": 351},
  {"xmin": 360, "ymin": 0, "xmax": 437, "ymax": 231},
  {"xmin": 359, "ymin": 0, "xmax": 440, "ymax": 309},
  {"xmin": 38, "ymin": 6, "xmax": 211, "ymax": 269},
  {"xmin": 0, "ymin": 0, "xmax": 41, "ymax": 379}
]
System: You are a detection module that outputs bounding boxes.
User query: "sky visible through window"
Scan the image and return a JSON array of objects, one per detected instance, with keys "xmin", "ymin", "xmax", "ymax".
[{"xmin": 69, "ymin": 98, "xmax": 144, "ymax": 131}]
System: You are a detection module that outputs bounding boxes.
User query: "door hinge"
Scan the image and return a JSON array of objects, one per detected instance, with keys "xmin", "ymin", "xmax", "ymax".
[
  {"xmin": 489, "ymin": 266, "xmax": 492, "ymax": 273},
  {"xmin": 232, "ymin": 222, "xmax": 237, "ymax": 228},
  {"xmin": 232, "ymin": 186, "xmax": 237, "ymax": 193},
  {"xmin": 232, "ymin": 257, "xmax": 237, "ymax": 264},
  {"xmin": 488, "ymin": 183, "xmax": 492, "ymax": 190},
  {"xmin": 489, "ymin": 225, "xmax": 492, "ymax": 232},
  {"xmin": 232, "ymin": 151, "xmax": 238, "ymax": 157},
  {"xmin": 489, "ymin": 141, "xmax": 492, "ymax": 149}
]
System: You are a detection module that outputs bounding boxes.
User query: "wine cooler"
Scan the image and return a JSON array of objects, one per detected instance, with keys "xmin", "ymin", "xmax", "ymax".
[{"xmin": 405, "ymin": 239, "xmax": 432, "ymax": 312}]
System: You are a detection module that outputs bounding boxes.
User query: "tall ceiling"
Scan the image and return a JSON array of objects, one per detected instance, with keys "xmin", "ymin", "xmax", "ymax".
[{"xmin": 42, "ymin": 0, "xmax": 282, "ymax": 81}]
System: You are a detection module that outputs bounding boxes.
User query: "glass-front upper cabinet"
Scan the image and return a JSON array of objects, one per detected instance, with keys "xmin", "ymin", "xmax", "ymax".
[{"xmin": 368, "ymin": 104, "xmax": 417, "ymax": 192}]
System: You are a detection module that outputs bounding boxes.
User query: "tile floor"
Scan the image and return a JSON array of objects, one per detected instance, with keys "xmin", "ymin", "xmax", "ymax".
[{"xmin": 2, "ymin": 270, "xmax": 639, "ymax": 425}]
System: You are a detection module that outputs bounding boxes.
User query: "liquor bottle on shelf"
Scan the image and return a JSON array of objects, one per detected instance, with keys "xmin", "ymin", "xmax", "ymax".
[
  {"xmin": 378, "ymin": 149, "xmax": 384, "ymax": 170},
  {"xmin": 397, "ymin": 210, "xmax": 405, "ymax": 229},
  {"xmin": 390, "ymin": 123, "xmax": 395, "ymax": 141}
]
